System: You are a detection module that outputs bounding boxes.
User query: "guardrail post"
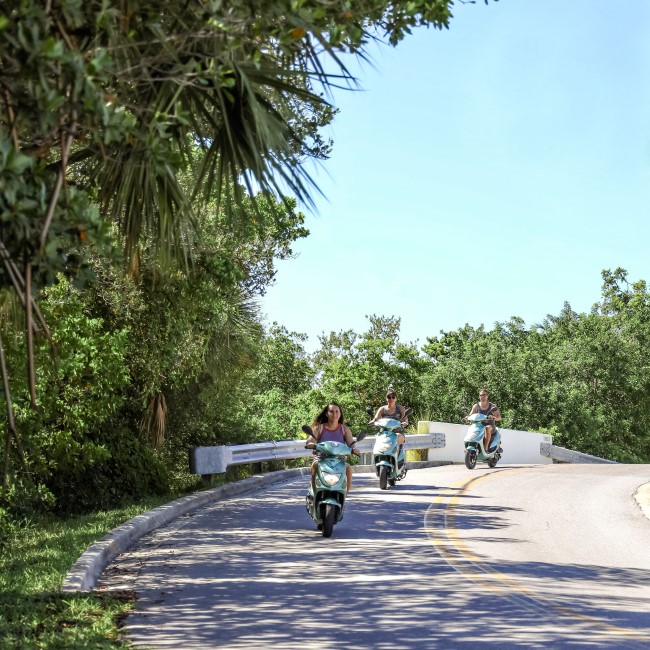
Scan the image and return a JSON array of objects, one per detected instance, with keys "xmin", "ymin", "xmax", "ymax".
[{"xmin": 360, "ymin": 452, "xmax": 373, "ymax": 466}]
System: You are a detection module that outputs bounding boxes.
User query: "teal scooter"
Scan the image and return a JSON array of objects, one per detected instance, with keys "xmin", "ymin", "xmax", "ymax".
[
  {"xmin": 302, "ymin": 425, "xmax": 366, "ymax": 538},
  {"xmin": 463, "ymin": 412, "xmax": 503, "ymax": 469},
  {"xmin": 367, "ymin": 407, "xmax": 411, "ymax": 490}
]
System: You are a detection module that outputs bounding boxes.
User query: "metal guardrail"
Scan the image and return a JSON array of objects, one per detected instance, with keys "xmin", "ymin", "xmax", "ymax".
[
  {"xmin": 189, "ymin": 435, "xmax": 615, "ymax": 476},
  {"xmin": 189, "ymin": 432, "xmax": 446, "ymax": 476},
  {"xmin": 540, "ymin": 443, "xmax": 617, "ymax": 464}
]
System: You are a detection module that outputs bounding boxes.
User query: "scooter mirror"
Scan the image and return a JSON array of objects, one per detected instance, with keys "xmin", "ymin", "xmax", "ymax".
[
  {"xmin": 355, "ymin": 431, "xmax": 367, "ymax": 443},
  {"xmin": 301, "ymin": 424, "xmax": 313, "ymax": 437},
  {"xmin": 366, "ymin": 407, "xmax": 374, "ymax": 417},
  {"xmin": 403, "ymin": 407, "xmax": 413, "ymax": 417}
]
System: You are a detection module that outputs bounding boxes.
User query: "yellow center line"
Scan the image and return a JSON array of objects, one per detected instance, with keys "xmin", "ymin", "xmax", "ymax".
[{"xmin": 424, "ymin": 467, "xmax": 649, "ymax": 642}]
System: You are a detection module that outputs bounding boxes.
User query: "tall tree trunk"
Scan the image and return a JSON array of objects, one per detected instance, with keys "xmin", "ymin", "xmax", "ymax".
[
  {"xmin": 25, "ymin": 262, "xmax": 37, "ymax": 408},
  {"xmin": 0, "ymin": 332, "xmax": 17, "ymax": 489}
]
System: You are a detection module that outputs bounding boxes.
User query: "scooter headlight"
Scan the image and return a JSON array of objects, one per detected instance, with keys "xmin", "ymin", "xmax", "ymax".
[
  {"xmin": 322, "ymin": 472, "xmax": 340, "ymax": 486},
  {"xmin": 378, "ymin": 443, "xmax": 391, "ymax": 452}
]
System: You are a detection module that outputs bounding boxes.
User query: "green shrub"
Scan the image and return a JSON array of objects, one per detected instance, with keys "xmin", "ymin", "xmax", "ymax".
[{"xmin": 45, "ymin": 424, "xmax": 170, "ymax": 514}]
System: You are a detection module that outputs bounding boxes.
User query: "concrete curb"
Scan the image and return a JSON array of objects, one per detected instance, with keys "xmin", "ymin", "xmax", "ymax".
[
  {"xmin": 634, "ymin": 482, "xmax": 650, "ymax": 522},
  {"xmin": 62, "ymin": 467, "xmax": 310, "ymax": 593},
  {"xmin": 61, "ymin": 460, "xmax": 451, "ymax": 593}
]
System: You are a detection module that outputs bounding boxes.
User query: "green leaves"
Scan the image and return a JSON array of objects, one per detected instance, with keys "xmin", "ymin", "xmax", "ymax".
[
  {"xmin": 0, "ymin": 139, "xmax": 34, "ymax": 176},
  {"xmin": 418, "ymin": 270, "xmax": 650, "ymax": 462}
]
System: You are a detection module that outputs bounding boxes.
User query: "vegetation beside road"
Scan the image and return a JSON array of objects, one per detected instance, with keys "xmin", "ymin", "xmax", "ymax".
[
  {"xmin": 1, "ymin": 0, "xmax": 649, "ymax": 645},
  {"xmin": 0, "ymin": 501, "xmax": 164, "ymax": 648}
]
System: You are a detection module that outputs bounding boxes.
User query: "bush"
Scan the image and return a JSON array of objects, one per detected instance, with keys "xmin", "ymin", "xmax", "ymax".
[{"xmin": 45, "ymin": 425, "xmax": 170, "ymax": 514}]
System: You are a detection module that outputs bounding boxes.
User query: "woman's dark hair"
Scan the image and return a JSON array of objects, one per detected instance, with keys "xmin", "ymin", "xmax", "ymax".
[{"xmin": 313, "ymin": 402, "xmax": 345, "ymax": 427}]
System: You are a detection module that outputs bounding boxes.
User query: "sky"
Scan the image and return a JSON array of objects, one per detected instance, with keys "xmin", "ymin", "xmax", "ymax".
[{"xmin": 260, "ymin": 0, "xmax": 650, "ymax": 353}]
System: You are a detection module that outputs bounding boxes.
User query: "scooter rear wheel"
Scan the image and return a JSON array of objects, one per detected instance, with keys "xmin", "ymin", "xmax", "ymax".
[
  {"xmin": 388, "ymin": 478, "xmax": 396, "ymax": 487},
  {"xmin": 465, "ymin": 449, "xmax": 477, "ymax": 470},
  {"xmin": 322, "ymin": 504, "xmax": 336, "ymax": 538},
  {"xmin": 487, "ymin": 456, "xmax": 499, "ymax": 468}
]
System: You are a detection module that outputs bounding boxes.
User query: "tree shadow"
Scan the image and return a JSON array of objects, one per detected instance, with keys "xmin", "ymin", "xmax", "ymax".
[{"xmin": 98, "ymin": 472, "xmax": 650, "ymax": 649}]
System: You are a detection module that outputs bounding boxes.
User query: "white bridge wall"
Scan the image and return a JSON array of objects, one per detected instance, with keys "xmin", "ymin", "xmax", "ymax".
[{"xmin": 418, "ymin": 421, "xmax": 554, "ymax": 465}]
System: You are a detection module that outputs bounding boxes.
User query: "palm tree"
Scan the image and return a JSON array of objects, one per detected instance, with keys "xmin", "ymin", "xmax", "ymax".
[{"xmin": 0, "ymin": 0, "xmax": 457, "ymax": 478}]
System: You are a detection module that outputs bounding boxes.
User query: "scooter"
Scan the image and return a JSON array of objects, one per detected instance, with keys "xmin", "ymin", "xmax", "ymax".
[
  {"xmin": 302, "ymin": 425, "xmax": 366, "ymax": 538},
  {"xmin": 367, "ymin": 407, "xmax": 412, "ymax": 490},
  {"xmin": 463, "ymin": 412, "xmax": 503, "ymax": 469}
]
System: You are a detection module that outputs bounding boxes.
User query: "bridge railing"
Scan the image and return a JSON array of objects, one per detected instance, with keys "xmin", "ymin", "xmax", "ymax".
[
  {"xmin": 189, "ymin": 432, "xmax": 446, "ymax": 477},
  {"xmin": 189, "ymin": 423, "xmax": 614, "ymax": 477},
  {"xmin": 540, "ymin": 443, "xmax": 617, "ymax": 464}
]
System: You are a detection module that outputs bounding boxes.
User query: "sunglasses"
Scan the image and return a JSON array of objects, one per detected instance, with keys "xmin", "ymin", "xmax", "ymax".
[{"xmin": 386, "ymin": 394, "xmax": 396, "ymax": 399}]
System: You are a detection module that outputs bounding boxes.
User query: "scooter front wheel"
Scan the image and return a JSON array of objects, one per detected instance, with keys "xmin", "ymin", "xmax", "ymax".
[
  {"xmin": 465, "ymin": 449, "xmax": 477, "ymax": 470},
  {"xmin": 379, "ymin": 465, "xmax": 389, "ymax": 490},
  {"xmin": 322, "ymin": 504, "xmax": 336, "ymax": 538}
]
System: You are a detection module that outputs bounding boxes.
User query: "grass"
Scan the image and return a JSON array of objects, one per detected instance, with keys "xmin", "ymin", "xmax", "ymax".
[
  {"xmin": 0, "ymin": 462, "xmax": 336, "ymax": 648},
  {"xmin": 0, "ymin": 466, "xmax": 256, "ymax": 649},
  {"xmin": 0, "ymin": 496, "xmax": 173, "ymax": 649}
]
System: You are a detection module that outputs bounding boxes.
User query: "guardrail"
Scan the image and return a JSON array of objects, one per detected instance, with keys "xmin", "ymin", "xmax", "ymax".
[
  {"xmin": 189, "ymin": 431, "xmax": 616, "ymax": 477},
  {"xmin": 540, "ymin": 443, "xmax": 617, "ymax": 464},
  {"xmin": 189, "ymin": 432, "xmax": 446, "ymax": 477}
]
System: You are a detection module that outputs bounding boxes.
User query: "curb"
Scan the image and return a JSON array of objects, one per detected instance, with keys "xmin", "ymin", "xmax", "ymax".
[
  {"xmin": 62, "ymin": 467, "xmax": 310, "ymax": 593},
  {"xmin": 61, "ymin": 461, "xmax": 454, "ymax": 593},
  {"xmin": 634, "ymin": 482, "xmax": 650, "ymax": 522}
]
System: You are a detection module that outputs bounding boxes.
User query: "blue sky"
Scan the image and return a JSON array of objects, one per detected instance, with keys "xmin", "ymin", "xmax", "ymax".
[{"xmin": 260, "ymin": 0, "xmax": 650, "ymax": 352}]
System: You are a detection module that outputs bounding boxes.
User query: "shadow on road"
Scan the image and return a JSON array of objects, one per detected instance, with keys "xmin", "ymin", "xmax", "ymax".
[{"xmin": 99, "ymin": 471, "xmax": 650, "ymax": 649}]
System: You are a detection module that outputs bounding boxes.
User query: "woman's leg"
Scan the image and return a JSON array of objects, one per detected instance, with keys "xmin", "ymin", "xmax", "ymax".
[
  {"xmin": 484, "ymin": 425, "xmax": 492, "ymax": 451},
  {"xmin": 346, "ymin": 463, "xmax": 352, "ymax": 495},
  {"xmin": 311, "ymin": 462, "xmax": 317, "ymax": 492}
]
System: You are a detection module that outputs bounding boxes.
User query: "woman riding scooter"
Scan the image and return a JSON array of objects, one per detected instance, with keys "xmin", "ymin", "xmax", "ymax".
[
  {"xmin": 468, "ymin": 389, "xmax": 502, "ymax": 451},
  {"xmin": 305, "ymin": 402, "xmax": 360, "ymax": 495},
  {"xmin": 370, "ymin": 388, "xmax": 409, "ymax": 449}
]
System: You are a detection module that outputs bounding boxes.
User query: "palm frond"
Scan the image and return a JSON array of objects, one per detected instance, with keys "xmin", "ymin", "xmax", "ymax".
[{"xmin": 141, "ymin": 392, "xmax": 168, "ymax": 449}]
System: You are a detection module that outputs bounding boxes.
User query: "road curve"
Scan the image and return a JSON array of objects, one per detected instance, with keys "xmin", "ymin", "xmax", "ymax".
[{"xmin": 98, "ymin": 464, "xmax": 650, "ymax": 649}]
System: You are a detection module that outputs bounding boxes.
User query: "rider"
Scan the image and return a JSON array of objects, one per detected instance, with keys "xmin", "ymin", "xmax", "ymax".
[
  {"xmin": 468, "ymin": 389, "xmax": 502, "ymax": 451},
  {"xmin": 371, "ymin": 388, "xmax": 409, "ymax": 450},
  {"xmin": 305, "ymin": 402, "xmax": 359, "ymax": 495}
]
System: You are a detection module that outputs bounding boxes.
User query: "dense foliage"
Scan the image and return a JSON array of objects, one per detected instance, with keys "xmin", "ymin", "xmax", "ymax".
[
  {"xmin": 3, "ymin": 0, "xmax": 645, "ymax": 530},
  {"xmin": 0, "ymin": 0, "xmax": 466, "ymax": 518},
  {"xmin": 220, "ymin": 268, "xmax": 650, "ymax": 467}
]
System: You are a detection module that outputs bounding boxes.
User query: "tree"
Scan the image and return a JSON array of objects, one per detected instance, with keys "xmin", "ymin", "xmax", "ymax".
[
  {"xmin": 0, "ymin": 0, "xmax": 461, "ymax": 482},
  {"xmin": 311, "ymin": 315, "xmax": 429, "ymax": 429},
  {"xmin": 2, "ymin": 0, "xmax": 505, "ymax": 505},
  {"xmin": 233, "ymin": 324, "xmax": 315, "ymax": 442},
  {"xmin": 0, "ymin": 0, "xmax": 458, "ymax": 386},
  {"xmin": 419, "ymin": 271, "xmax": 650, "ymax": 462},
  {"xmin": 82, "ymin": 188, "xmax": 307, "ymax": 448}
]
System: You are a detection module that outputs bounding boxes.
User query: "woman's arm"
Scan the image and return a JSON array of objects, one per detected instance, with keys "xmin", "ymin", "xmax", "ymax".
[
  {"xmin": 305, "ymin": 424, "xmax": 321, "ymax": 447},
  {"xmin": 344, "ymin": 425, "xmax": 359, "ymax": 453}
]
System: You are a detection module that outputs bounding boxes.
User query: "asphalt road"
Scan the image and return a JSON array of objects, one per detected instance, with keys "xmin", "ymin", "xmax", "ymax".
[{"xmin": 98, "ymin": 464, "xmax": 650, "ymax": 649}]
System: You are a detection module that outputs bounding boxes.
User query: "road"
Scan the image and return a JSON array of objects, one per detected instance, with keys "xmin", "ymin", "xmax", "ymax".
[{"xmin": 98, "ymin": 464, "xmax": 650, "ymax": 649}]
